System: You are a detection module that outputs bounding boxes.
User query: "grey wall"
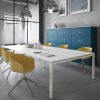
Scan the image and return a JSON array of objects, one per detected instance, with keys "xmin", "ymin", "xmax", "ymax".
[{"xmin": 43, "ymin": 0, "xmax": 100, "ymax": 66}]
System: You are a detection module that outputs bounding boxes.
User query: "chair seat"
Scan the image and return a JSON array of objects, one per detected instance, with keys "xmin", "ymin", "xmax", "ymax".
[
  {"xmin": 57, "ymin": 44, "xmax": 68, "ymax": 49},
  {"xmin": 43, "ymin": 43, "xmax": 52, "ymax": 46},
  {"xmin": 10, "ymin": 54, "xmax": 35, "ymax": 73}
]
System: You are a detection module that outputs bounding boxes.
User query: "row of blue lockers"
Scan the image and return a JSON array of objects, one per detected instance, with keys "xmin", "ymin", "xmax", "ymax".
[{"xmin": 45, "ymin": 27, "xmax": 97, "ymax": 65}]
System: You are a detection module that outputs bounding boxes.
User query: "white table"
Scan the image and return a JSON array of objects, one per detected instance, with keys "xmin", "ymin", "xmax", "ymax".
[{"xmin": 2, "ymin": 45, "xmax": 95, "ymax": 99}]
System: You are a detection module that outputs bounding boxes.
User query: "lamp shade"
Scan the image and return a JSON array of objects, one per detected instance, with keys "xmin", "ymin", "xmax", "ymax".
[
  {"xmin": 43, "ymin": 0, "xmax": 59, "ymax": 13},
  {"xmin": 20, "ymin": 6, "xmax": 32, "ymax": 18}
]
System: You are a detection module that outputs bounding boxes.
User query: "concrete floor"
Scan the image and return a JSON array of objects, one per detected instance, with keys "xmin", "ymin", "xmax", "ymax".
[{"xmin": 0, "ymin": 59, "xmax": 100, "ymax": 100}]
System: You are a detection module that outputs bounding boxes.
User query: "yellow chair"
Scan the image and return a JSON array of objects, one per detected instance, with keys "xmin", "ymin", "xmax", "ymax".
[
  {"xmin": 43, "ymin": 43, "xmax": 52, "ymax": 46},
  {"xmin": 0, "ymin": 48, "xmax": 2, "ymax": 57},
  {"xmin": 9, "ymin": 54, "xmax": 37, "ymax": 96},
  {"xmin": 2, "ymin": 49, "xmax": 14, "ymax": 63},
  {"xmin": 0, "ymin": 48, "xmax": 3, "ymax": 63},
  {"xmin": 78, "ymin": 47, "xmax": 92, "ymax": 52},
  {"xmin": 57, "ymin": 44, "xmax": 68, "ymax": 49},
  {"xmin": 77, "ymin": 47, "xmax": 92, "ymax": 72},
  {"xmin": 2, "ymin": 49, "xmax": 14, "ymax": 79}
]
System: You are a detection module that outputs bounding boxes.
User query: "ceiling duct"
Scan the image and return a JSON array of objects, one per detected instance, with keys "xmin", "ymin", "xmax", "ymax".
[{"xmin": 1, "ymin": 0, "xmax": 39, "ymax": 5}]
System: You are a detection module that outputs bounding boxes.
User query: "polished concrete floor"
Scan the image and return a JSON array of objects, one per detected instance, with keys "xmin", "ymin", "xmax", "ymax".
[{"xmin": 0, "ymin": 59, "xmax": 100, "ymax": 100}]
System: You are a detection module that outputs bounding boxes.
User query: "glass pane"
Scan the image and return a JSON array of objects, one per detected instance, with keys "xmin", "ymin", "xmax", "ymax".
[
  {"xmin": 0, "ymin": 0, "xmax": 13, "ymax": 45},
  {"xmin": 14, "ymin": 0, "xmax": 27, "ymax": 44},
  {"xmin": 71, "ymin": 0, "xmax": 88, "ymax": 12},
  {"xmin": 0, "ymin": 20, "xmax": 4, "ymax": 45},
  {"xmin": 15, "ymin": 22, "xmax": 27, "ymax": 44},
  {"xmin": 28, "ymin": 22, "xmax": 39, "ymax": 43},
  {"xmin": 15, "ymin": 0, "xmax": 27, "ymax": 21},
  {"xmin": 28, "ymin": 2, "xmax": 39, "ymax": 22},
  {"xmin": 0, "ymin": 0, "xmax": 13, "ymax": 19},
  {"xmin": 58, "ymin": 0, "xmax": 67, "ymax": 15},
  {"xmin": 0, "ymin": 20, "xmax": 13, "ymax": 45}
]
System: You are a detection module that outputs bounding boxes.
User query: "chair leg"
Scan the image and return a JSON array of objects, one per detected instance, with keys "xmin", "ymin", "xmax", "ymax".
[
  {"xmin": 26, "ymin": 77, "xmax": 37, "ymax": 86},
  {"xmin": 0, "ymin": 61, "xmax": 2, "ymax": 64},
  {"xmin": 24, "ymin": 78, "xmax": 34, "ymax": 96},
  {"xmin": 0, "ymin": 58, "xmax": 3, "ymax": 64},
  {"xmin": 9, "ymin": 78, "xmax": 23, "ymax": 96},
  {"xmin": 7, "ymin": 69, "xmax": 11, "ymax": 80},
  {"xmin": 9, "ymin": 74, "xmax": 36, "ymax": 96},
  {"xmin": 2, "ymin": 67, "xmax": 10, "ymax": 74},
  {"xmin": 82, "ymin": 59, "xmax": 85, "ymax": 72}
]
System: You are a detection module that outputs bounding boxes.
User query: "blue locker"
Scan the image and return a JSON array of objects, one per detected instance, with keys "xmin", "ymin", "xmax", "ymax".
[
  {"xmin": 57, "ymin": 29, "xmax": 64, "ymax": 46},
  {"xmin": 71, "ymin": 37, "xmax": 81, "ymax": 49},
  {"xmin": 72, "ymin": 28, "xmax": 82, "ymax": 38},
  {"xmin": 64, "ymin": 38, "xmax": 72, "ymax": 48},
  {"xmin": 63, "ymin": 28, "xmax": 72, "ymax": 48}
]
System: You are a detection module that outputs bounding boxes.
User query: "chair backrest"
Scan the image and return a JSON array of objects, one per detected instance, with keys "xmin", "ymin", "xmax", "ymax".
[
  {"xmin": 2, "ymin": 49, "xmax": 14, "ymax": 63},
  {"xmin": 57, "ymin": 44, "xmax": 68, "ymax": 49},
  {"xmin": 43, "ymin": 43, "xmax": 52, "ymax": 46},
  {"xmin": 78, "ymin": 47, "xmax": 92, "ymax": 52},
  {"xmin": 9, "ymin": 54, "xmax": 35, "ymax": 73},
  {"xmin": 0, "ymin": 48, "xmax": 3, "ymax": 57}
]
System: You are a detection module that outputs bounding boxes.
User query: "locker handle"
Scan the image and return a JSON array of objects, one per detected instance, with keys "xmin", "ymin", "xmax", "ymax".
[
  {"xmin": 78, "ymin": 40, "xmax": 80, "ymax": 42},
  {"xmin": 80, "ymin": 32, "xmax": 83, "ymax": 35}
]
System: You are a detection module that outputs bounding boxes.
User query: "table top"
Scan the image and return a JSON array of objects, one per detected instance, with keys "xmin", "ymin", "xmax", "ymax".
[{"xmin": 2, "ymin": 45, "xmax": 94, "ymax": 63}]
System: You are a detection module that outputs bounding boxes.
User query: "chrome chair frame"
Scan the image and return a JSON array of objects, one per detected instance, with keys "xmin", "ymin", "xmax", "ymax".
[{"xmin": 9, "ymin": 73, "xmax": 37, "ymax": 96}]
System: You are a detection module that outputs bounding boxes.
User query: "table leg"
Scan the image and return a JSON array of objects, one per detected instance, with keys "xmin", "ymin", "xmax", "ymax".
[
  {"xmin": 43, "ymin": 60, "xmax": 45, "ymax": 69},
  {"xmin": 92, "ymin": 53, "xmax": 95, "ymax": 79},
  {"xmin": 49, "ymin": 63, "xmax": 53, "ymax": 100}
]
